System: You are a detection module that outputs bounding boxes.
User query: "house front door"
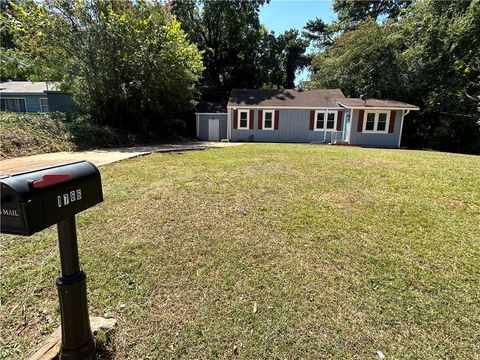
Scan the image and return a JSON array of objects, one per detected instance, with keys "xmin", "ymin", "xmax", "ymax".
[{"xmin": 344, "ymin": 111, "xmax": 351, "ymax": 141}]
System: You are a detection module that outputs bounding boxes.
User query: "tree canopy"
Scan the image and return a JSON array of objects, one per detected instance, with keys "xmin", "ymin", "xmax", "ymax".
[
  {"xmin": 13, "ymin": 0, "xmax": 204, "ymax": 133},
  {"xmin": 171, "ymin": 0, "xmax": 310, "ymax": 99},
  {"xmin": 171, "ymin": 0, "xmax": 267, "ymax": 99}
]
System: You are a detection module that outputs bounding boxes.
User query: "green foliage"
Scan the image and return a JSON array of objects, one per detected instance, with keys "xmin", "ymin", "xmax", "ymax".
[
  {"xmin": 277, "ymin": 30, "xmax": 310, "ymax": 88},
  {"xmin": 171, "ymin": 0, "xmax": 268, "ymax": 99},
  {"xmin": 172, "ymin": 1, "xmax": 310, "ymax": 96},
  {"xmin": 333, "ymin": 0, "xmax": 412, "ymax": 25},
  {"xmin": 304, "ymin": 17, "xmax": 340, "ymax": 48},
  {"xmin": 309, "ymin": 21, "xmax": 405, "ymax": 99},
  {"xmin": 304, "ymin": 1, "xmax": 412, "ymax": 49},
  {"xmin": 0, "ymin": 112, "xmax": 136, "ymax": 158},
  {"xmin": 15, "ymin": 0, "xmax": 203, "ymax": 133},
  {"xmin": 0, "ymin": 0, "xmax": 36, "ymax": 80},
  {"xmin": 307, "ymin": 0, "xmax": 480, "ymax": 154}
]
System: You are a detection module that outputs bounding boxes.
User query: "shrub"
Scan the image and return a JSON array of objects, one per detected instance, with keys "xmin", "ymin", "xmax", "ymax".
[{"xmin": 0, "ymin": 112, "xmax": 135, "ymax": 158}]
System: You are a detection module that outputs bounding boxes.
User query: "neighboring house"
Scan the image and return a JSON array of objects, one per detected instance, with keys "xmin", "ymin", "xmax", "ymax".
[
  {"xmin": 196, "ymin": 88, "xmax": 419, "ymax": 148},
  {"xmin": 0, "ymin": 81, "xmax": 79, "ymax": 113}
]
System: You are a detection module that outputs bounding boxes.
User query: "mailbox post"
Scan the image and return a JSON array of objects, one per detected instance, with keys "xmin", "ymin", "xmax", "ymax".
[{"xmin": 1, "ymin": 161, "xmax": 103, "ymax": 360}]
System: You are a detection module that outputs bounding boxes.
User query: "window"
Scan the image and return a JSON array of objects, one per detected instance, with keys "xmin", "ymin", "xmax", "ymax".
[
  {"xmin": 0, "ymin": 98, "xmax": 26, "ymax": 112},
  {"xmin": 314, "ymin": 111, "xmax": 324, "ymax": 130},
  {"xmin": 238, "ymin": 110, "xmax": 249, "ymax": 129},
  {"xmin": 365, "ymin": 113, "xmax": 375, "ymax": 131},
  {"xmin": 263, "ymin": 110, "xmax": 274, "ymax": 130},
  {"xmin": 363, "ymin": 111, "xmax": 390, "ymax": 133},
  {"xmin": 377, "ymin": 113, "xmax": 387, "ymax": 131},
  {"xmin": 39, "ymin": 98, "xmax": 49, "ymax": 112},
  {"xmin": 314, "ymin": 110, "xmax": 336, "ymax": 131},
  {"xmin": 326, "ymin": 112, "xmax": 336, "ymax": 130}
]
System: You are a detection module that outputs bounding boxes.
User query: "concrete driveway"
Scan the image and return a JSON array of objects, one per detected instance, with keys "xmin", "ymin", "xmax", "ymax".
[{"xmin": 0, "ymin": 142, "xmax": 241, "ymax": 175}]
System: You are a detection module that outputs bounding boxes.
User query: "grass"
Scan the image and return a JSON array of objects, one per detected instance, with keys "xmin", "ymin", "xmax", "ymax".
[{"xmin": 1, "ymin": 144, "xmax": 479, "ymax": 359}]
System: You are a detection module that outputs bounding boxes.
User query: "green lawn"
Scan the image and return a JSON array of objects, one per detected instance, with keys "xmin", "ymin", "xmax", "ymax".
[{"xmin": 1, "ymin": 144, "xmax": 479, "ymax": 359}]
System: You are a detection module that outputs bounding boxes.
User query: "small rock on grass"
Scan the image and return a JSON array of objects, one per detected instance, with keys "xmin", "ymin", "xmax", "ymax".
[{"xmin": 376, "ymin": 350, "xmax": 386, "ymax": 358}]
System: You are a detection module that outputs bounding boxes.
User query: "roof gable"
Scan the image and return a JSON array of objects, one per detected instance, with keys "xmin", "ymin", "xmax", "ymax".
[{"xmin": 228, "ymin": 88, "xmax": 345, "ymax": 108}]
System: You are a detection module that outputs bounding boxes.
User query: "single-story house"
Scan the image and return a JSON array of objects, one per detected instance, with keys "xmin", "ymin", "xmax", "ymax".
[
  {"xmin": 196, "ymin": 88, "xmax": 419, "ymax": 148},
  {"xmin": 0, "ymin": 81, "xmax": 79, "ymax": 113}
]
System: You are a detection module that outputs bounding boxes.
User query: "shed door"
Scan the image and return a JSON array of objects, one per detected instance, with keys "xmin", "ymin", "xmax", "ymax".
[{"xmin": 208, "ymin": 118, "xmax": 220, "ymax": 141}]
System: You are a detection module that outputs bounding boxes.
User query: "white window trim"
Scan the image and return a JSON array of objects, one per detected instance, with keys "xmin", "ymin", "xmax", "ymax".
[
  {"xmin": 314, "ymin": 110, "xmax": 337, "ymax": 131},
  {"xmin": 0, "ymin": 97, "xmax": 27, "ymax": 112},
  {"xmin": 362, "ymin": 110, "xmax": 390, "ymax": 134},
  {"xmin": 238, "ymin": 109, "xmax": 250, "ymax": 130},
  {"xmin": 314, "ymin": 110, "xmax": 325, "ymax": 131},
  {"xmin": 326, "ymin": 111, "xmax": 337, "ymax": 131},
  {"xmin": 262, "ymin": 110, "xmax": 275, "ymax": 130},
  {"xmin": 39, "ymin": 97, "xmax": 49, "ymax": 113}
]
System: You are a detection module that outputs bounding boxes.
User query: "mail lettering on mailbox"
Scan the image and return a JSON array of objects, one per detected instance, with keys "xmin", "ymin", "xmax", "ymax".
[{"xmin": 0, "ymin": 161, "xmax": 103, "ymax": 236}]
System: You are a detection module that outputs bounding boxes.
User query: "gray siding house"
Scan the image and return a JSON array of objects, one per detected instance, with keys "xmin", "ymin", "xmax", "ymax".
[
  {"xmin": 0, "ymin": 81, "xmax": 79, "ymax": 113},
  {"xmin": 195, "ymin": 102, "xmax": 228, "ymax": 141},
  {"xmin": 196, "ymin": 89, "xmax": 419, "ymax": 148}
]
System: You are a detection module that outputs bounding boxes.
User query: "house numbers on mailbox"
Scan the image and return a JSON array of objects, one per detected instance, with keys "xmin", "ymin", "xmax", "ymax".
[{"xmin": 58, "ymin": 189, "xmax": 82, "ymax": 207}]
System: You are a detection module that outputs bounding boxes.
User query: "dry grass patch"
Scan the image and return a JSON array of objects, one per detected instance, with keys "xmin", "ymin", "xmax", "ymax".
[{"xmin": 1, "ymin": 144, "xmax": 479, "ymax": 359}]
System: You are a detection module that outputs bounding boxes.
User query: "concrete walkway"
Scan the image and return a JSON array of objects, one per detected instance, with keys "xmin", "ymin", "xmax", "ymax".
[{"xmin": 0, "ymin": 142, "xmax": 241, "ymax": 175}]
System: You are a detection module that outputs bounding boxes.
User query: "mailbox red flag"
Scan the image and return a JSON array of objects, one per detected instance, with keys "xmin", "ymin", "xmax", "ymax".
[{"xmin": 32, "ymin": 174, "xmax": 71, "ymax": 188}]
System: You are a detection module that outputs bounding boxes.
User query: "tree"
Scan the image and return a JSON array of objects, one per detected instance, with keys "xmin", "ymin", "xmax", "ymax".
[
  {"xmin": 171, "ymin": 0, "xmax": 267, "ymax": 100},
  {"xmin": 0, "ymin": 0, "xmax": 36, "ymax": 80},
  {"xmin": 277, "ymin": 30, "xmax": 310, "ymax": 88},
  {"xmin": 256, "ymin": 28, "xmax": 285, "ymax": 89},
  {"xmin": 304, "ymin": 18, "xmax": 340, "ymax": 48},
  {"xmin": 333, "ymin": 0, "xmax": 412, "ymax": 25},
  {"xmin": 397, "ymin": 0, "xmax": 480, "ymax": 153},
  {"xmin": 16, "ymin": 0, "xmax": 203, "ymax": 134},
  {"xmin": 304, "ymin": 0, "xmax": 412, "ymax": 49},
  {"xmin": 307, "ymin": 21, "xmax": 405, "ymax": 99}
]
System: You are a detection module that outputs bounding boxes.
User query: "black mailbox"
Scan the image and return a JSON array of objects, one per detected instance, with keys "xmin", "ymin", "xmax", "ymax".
[
  {"xmin": 1, "ymin": 161, "xmax": 103, "ymax": 360},
  {"xmin": 1, "ymin": 161, "xmax": 102, "ymax": 235}
]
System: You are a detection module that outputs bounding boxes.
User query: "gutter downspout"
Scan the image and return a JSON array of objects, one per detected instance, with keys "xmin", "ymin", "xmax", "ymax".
[{"xmin": 398, "ymin": 109, "xmax": 410, "ymax": 148}]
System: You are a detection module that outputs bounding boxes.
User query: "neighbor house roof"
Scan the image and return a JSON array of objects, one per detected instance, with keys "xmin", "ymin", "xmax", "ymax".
[
  {"xmin": 228, "ymin": 88, "xmax": 345, "ymax": 108},
  {"xmin": 0, "ymin": 81, "xmax": 58, "ymax": 94},
  {"xmin": 337, "ymin": 98, "xmax": 419, "ymax": 110},
  {"xmin": 196, "ymin": 101, "xmax": 227, "ymax": 113}
]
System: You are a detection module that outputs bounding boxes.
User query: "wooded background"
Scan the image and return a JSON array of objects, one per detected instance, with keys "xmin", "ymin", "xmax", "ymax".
[{"xmin": 1, "ymin": 0, "xmax": 479, "ymax": 154}]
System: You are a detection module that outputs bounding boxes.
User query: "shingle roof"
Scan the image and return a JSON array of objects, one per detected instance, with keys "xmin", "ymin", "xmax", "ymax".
[
  {"xmin": 337, "ymin": 98, "xmax": 419, "ymax": 110},
  {"xmin": 0, "ymin": 81, "xmax": 58, "ymax": 93},
  {"xmin": 228, "ymin": 88, "xmax": 345, "ymax": 108},
  {"xmin": 196, "ymin": 101, "xmax": 227, "ymax": 113}
]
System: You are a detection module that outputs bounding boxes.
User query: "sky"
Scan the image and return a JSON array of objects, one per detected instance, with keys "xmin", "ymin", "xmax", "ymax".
[{"xmin": 259, "ymin": 0, "xmax": 337, "ymax": 84}]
